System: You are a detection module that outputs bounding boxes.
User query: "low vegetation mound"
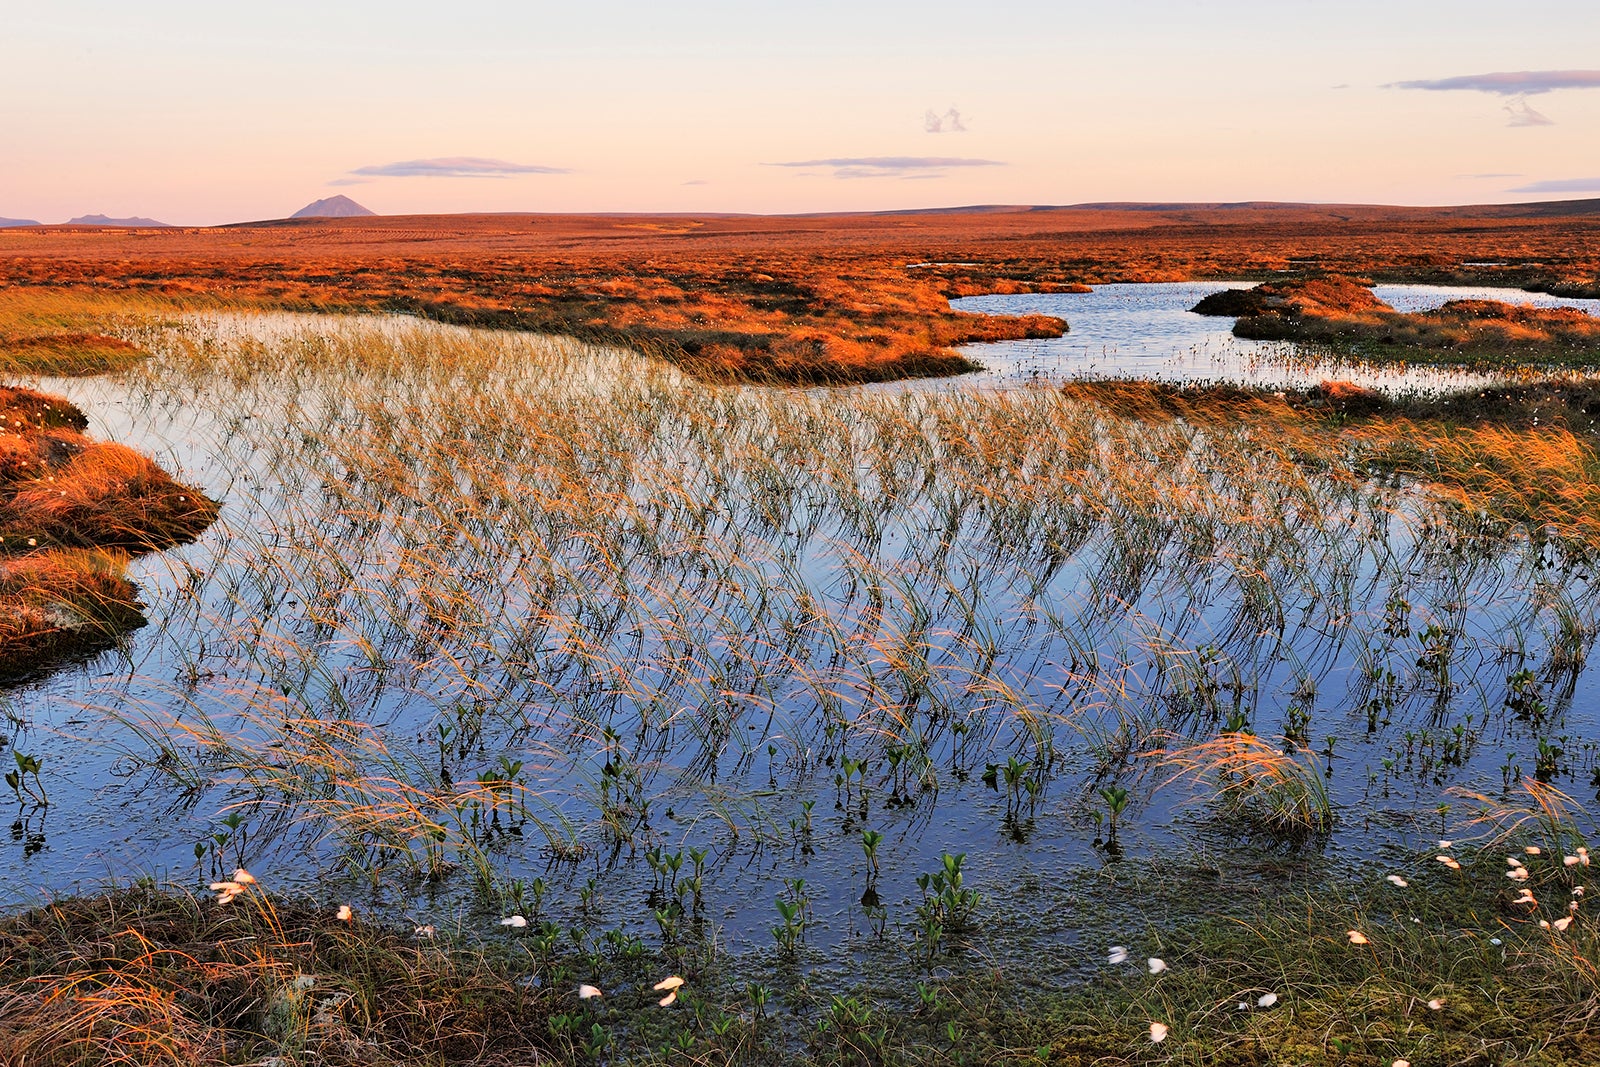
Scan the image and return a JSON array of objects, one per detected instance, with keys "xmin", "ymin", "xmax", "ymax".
[
  {"xmin": 0, "ymin": 884, "xmax": 555, "ymax": 1066},
  {"xmin": 1192, "ymin": 275, "xmax": 1388, "ymax": 318},
  {"xmin": 1195, "ymin": 276, "xmax": 1600, "ymax": 367},
  {"xmin": 0, "ymin": 385, "xmax": 218, "ymax": 678},
  {"xmin": 1, "ymin": 332, "xmax": 149, "ymax": 374}
]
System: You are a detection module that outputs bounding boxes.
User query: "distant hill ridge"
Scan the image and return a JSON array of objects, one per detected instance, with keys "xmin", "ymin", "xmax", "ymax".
[
  {"xmin": 68, "ymin": 214, "xmax": 171, "ymax": 227},
  {"xmin": 0, "ymin": 217, "xmax": 40, "ymax": 228},
  {"xmin": 291, "ymin": 195, "xmax": 375, "ymax": 219}
]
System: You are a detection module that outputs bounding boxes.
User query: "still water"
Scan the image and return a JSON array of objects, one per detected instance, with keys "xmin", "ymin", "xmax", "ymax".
[{"xmin": 952, "ymin": 281, "xmax": 1600, "ymax": 390}]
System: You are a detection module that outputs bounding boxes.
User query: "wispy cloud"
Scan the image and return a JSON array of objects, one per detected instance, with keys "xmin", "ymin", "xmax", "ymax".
[
  {"xmin": 349, "ymin": 156, "xmax": 568, "ymax": 179},
  {"xmin": 1388, "ymin": 70, "xmax": 1600, "ymax": 95},
  {"xmin": 1504, "ymin": 99, "xmax": 1554, "ymax": 126},
  {"xmin": 1387, "ymin": 69, "xmax": 1600, "ymax": 127},
  {"xmin": 768, "ymin": 156, "xmax": 1003, "ymax": 179},
  {"xmin": 682, "ymin": 179, "xmax": 710, "ymax": 186},
  {"xmin": 924, "ymin": 107, "xmax": 967, "ymax": 133},
  {"xmin": 1510, "ymin": 177, "xmax": 1600, "ymax": 194},
  {"xmin": 1457, "ymin": 172, "xmax": 1521, "ymax": 179},
  {"xmin": 326, "ymin": 177, "xmax": 372, "ymax": 187}
]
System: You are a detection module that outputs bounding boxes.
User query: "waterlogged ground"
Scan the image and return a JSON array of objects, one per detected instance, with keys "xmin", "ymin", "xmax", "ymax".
[
  {"xmin": 952, "ymin": 281, "xmax": 1600, "ymax": 389},
  {"xmin": 2, "ymin": 302, "xmax": 1599, "ymax": 971}
]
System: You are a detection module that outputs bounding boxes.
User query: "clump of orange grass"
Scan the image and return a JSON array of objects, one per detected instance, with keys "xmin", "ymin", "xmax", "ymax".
[
  {"xmin": 0, "ymin": 384, "xmax": 218, "ymax": 676},
  {"xmin": 0, "ymin": 549, "xmax": 145, "ymax": 672},
  {"xmin": 0, "ymin": 332, "xmax": 149, "ymax": 375},
  {"xmin": 0, "ymin": 879, "xmax": 557, "ymax": 1067},
  {"xmin": 1154, "ymin": 730, "xmax": 1333, "ymax": 838}
]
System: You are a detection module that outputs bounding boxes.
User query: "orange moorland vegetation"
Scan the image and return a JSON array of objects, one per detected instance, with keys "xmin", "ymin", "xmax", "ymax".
[
  {"xmin": 0, "ymin": 331, "xmax": 148, "ymax": 375},
  {"xmin": 1194, "ymin": 275, "xmax": 1600, "ymax": 366},
  {"xmin": 0, "ymin": 385, "xmax": 218, "ymax": 678},
  {"xmin": 1, "ymin": 199, "xmax": 1598, "ymax": 382}
]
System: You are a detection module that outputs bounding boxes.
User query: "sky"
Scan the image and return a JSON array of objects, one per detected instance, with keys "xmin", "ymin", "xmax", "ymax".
[{"xmin": 4, "ymin": 0, "xmax": 1600, "ymax": 224}]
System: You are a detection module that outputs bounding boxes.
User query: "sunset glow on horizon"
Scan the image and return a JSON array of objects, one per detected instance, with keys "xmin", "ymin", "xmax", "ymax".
[{"xmin": 5, "ymin": 0, "xmax": 1600, "ymax": 225}]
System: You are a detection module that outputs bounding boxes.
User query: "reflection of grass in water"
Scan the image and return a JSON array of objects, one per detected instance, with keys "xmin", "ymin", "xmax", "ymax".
[{"xmin": 23, "ymin": 310, "xmax": 1600, "ymax": 909}]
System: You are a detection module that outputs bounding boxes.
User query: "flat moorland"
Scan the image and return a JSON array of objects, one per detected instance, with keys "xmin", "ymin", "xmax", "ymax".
[
  {"xmin": 3, "ymin": 206, "xmax": 1600, "ymax": 1065},
  {"xmin": 2, "ymin": 199, "xmax": 1597, "ymax": 382}
]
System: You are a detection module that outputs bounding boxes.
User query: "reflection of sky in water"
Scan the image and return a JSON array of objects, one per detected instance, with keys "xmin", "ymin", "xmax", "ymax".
[
  {"xmin": 951, "ymin": 282, "xmax": 1600, "ymax": 394},
  {"xmin": 5, "ymin": 304, "xmax": 1600, "ymax": 951}
]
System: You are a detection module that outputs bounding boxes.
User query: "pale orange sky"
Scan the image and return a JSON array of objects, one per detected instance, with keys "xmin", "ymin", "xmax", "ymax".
[{"xmin": 5, "ymin": 0, "xmax": 1599, "ymax": 224}]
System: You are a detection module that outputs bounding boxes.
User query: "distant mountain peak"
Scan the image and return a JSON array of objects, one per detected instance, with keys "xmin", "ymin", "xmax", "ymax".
[
  {"xmin": 291, "ymin": 195, "xmax": 375, "ymax": 219},
  {"xmin": 68, "ymin": 213, "xmax": 171, "ymax": 227},
  {"xmin": 0, "ymin": 217, "xmax": 41, "ymax": 228}
]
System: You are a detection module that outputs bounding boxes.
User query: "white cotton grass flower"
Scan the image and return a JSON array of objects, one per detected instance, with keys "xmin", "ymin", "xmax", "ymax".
[
  {"xmin": 1513, "ymin": 888, "xmax": 1537, "ymax": 906},
  {"xmin": 500, "ymin": 914, "xmax": 527, "ymax": 928},
  {"xmin": 1525, "ymin": 846, "xmax": 1542, "ymax": 855},
  {"xmin": 232, "ymin": 868, "xmax": 257, "ymax": 885},
  {"xmin": 1427, "ymin": 998, "xmax": 1445, "ymax": 1011},
  {"xmin": 1386, "ymin": 875, "xmax": 1409, "ymax": 888},
  {"xmin": 1507, "ymin": 857, "xmax": 1524, "ymax": 868},
  {"xmin": 1147, "ymin": 957, "xmax": 1168, "ymax": 974},
  {"xmin": 1394, "ymin": 1060, "xmax": 1412, "ymax": 1067},
  {"xmin": 1438, "ymin": 840, "xmax": 1452, "ymax": 848},
  {"xmin": 1257, "ymin": 992, "xmax": 1278, "ymax": 1008},
  {"xmin": 1107, "ymin": 945, "xmax": 1129, "ymax": 965},
  {"xmin": 414, "ymin": 924, "xmax": 436, "ymax": 938},
  {"xmin": 1552, "ymin": 916, "xmax": 1573, "ymax": 932},
  {"xmin": 1436, "ymin": 855, "xmax": 1461, "ymax": 870},
  {"xmin": 653, "ymin": 976, "xmax": 685, "ymax": 991},
  {"xmin": 578, "ymin": 984, "xmax": 603, "ymax": 1000},
  {"xmin": 336, "ymin": 904, "xmax": 353, "ymax": 922},
  {"xmin": 658, "ymin": 990, "xmax": 678, "ymax": 1007},
  {"xmin": 1507, "ymin": 867, "xmax": 1529, "ymax": 882},
  {"xmin": 1566, "ymin": 855, "xmax": 1581, "ymax": 867},
  {"xmin": 1148, "ymin": 1021, "xmax": 1169, "ymax": 1042},
  {"xmin": 209, "ymin": 880, "xmax": 244, "ymax": 905},
  {"xmin": 1347, "ymin": 930, "xmax": 1370, "ymax": 945}
]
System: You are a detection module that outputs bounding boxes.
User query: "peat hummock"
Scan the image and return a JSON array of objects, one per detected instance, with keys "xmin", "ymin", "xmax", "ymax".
[
  {"xmin": 1195, "ymin": 275, "xmax": 1600, "ymax": 366},
  {"xmin": 0, "ymin": 385, "xmax": 219, "ymax": 679}
]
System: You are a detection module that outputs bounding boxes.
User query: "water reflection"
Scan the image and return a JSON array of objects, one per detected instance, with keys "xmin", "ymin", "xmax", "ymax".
[{"xmin": 952, "ymin": 282, "xmax": 1600, "ymax": 393}]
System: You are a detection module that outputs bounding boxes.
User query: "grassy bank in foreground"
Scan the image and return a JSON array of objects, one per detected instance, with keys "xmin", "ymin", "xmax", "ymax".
[{"xmin": 1, "ymin": 819, "xmax": 1593, "ymax": 1067}]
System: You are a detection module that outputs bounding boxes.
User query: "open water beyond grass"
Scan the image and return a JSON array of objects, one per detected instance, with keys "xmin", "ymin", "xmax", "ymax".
[
  {"xmin": 2, "ymin": 302, "xmax": 1598, "ymax": 979},
  {"xmin": 952, "ymin": 282, "xmax": 1600, "ymax": 390}
]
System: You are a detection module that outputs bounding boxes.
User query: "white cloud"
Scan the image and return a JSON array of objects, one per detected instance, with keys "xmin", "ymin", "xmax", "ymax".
[{"xmin": 924, "ymin": 107, "xmax": 967, "ymax": 133}]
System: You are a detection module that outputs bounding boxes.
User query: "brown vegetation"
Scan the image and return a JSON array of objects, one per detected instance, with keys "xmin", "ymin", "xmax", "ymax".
[
  {"xmin": 1058, "ymin": 376, "xmax": 1600, "ymax": 540},
  {"xmin": 1198, "ymin": 275, "xmax": 1600, "ymax": 367},
  {"xmin": 0, "ymin": 385, "xmax": 218, "ymax": 679},
  {"xmin": 2, "ymin": 200, "xmax": 1597, "ymax": 382},
  {"xmin": 0, "ymin": 884, "xmax": 555, "ymax": 1066},
  {"xmin": 1, "ymin": 331, "xmax": 149, "ymax": 375}
]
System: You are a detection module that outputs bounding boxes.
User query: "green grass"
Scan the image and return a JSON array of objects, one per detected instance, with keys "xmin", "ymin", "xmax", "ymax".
[{"xmin": 2, "ymin": 837, "xmax": 1594, "ymax": 1066}]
